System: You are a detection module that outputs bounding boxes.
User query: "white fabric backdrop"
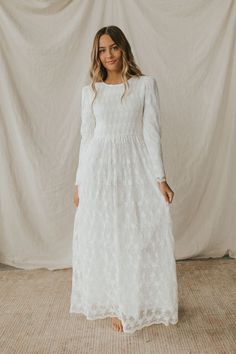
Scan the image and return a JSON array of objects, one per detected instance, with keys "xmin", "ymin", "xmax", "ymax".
[{"xmin": 0, "ymin": 0, "xmax": 235, "ymax": 270}]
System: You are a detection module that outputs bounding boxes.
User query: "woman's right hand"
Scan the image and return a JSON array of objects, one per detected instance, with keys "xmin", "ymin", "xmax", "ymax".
[{"xmin": 73, "ymin": 186, "xmax": 80, "ymax": 208}]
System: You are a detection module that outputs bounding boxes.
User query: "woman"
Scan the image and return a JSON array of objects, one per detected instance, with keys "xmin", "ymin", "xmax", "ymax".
[{"xmin": 70, "ymin": 25, "xmax": 178, "ymax": 334}]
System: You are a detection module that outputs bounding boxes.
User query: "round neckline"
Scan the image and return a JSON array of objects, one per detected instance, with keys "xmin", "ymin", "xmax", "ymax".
[{"xmin": 101, "ymin": 76, "xmax": 134, "ymax": 86}]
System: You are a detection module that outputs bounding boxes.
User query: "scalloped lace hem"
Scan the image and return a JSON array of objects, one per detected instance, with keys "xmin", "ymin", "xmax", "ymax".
[{"xmin": 69, "ymin": 308, "xmax": 178, "ymax": 334}]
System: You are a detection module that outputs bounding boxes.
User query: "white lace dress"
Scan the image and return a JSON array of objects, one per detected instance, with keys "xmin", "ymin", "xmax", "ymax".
[{"xmin": 69, "ymin": 75, "xmax": 178, "ymax": 334}]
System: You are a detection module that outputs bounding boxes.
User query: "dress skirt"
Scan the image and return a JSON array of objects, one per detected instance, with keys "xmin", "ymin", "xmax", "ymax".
[{"xmin": 69, "ymin": 133, "xmax": 178, "ymax": 334}]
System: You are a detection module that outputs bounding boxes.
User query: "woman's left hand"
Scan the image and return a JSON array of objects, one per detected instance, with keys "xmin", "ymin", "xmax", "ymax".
[{"xmin": 158, "ymin": 181, "xmax": 174, "ymax": 204}]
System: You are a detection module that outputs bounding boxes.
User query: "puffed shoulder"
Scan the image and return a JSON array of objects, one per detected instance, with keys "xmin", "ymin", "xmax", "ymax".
[
  {"xmin": 81, "ymin": 84, "xmax": 90, "ymax": 92},
  {"xmin": 81, "ymin": 84, "xmax": 94, "ymax": 99},
  {"xmin": 143, "ymin": 75, "xmax": 158, "ymax": 87},
  {"xmin": 142, "ymin": 76, "xmax": 160, "ymax": 100}
]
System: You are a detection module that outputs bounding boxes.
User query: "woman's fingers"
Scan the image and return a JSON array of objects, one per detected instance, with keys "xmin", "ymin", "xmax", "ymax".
[
  {"xmin": 165, "ymin": 192, "xmax": 171, "ymax": 203},
  {"xmin": 158, "ymin": 182, "xmax": 174, "ymax": 204},
  {"xmin": 73, "ymin": 190, "xmax": 80, "ymax": 208},
  {"xmin": 167, "ymin": 191, "xmax": 174, "ymax": 203}
]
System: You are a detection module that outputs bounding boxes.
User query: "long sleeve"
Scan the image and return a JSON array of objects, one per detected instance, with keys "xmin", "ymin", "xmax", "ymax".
[
  {"xmin": 75, "ymin": 85, "xmax": 96, "ymax": 186},
  {"xmin": 143, "ymin": 76, "xmax": 166, "ymax": 183}
]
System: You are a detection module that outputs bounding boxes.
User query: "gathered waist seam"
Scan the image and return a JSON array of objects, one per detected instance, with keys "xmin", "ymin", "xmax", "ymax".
[
  {"xmin": 92, "ymin": 134, "xmax": 145, "ymax": 144},
  {"xmin": 93, "ymin": 133, "xmax": 144, "ymax": 140}
]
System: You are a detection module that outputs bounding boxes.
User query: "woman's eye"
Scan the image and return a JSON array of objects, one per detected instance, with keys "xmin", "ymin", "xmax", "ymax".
[{"xmin": 99, "ymin": 46, "xmax": 118, "ymax": 53}]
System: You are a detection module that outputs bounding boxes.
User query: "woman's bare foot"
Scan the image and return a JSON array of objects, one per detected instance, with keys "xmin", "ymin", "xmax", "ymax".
[{"xmin": 111, "ymin": 317, "xmax": 123, "ymax": 332}]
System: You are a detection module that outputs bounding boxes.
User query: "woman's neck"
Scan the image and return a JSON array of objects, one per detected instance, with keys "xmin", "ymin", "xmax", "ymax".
[{"xmin": 104, "ymin": 73, "xmax": 131, "ymax": 84}]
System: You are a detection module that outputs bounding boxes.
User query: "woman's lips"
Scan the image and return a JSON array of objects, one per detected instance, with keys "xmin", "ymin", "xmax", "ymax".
[{"xmin": 107, "ymin": 60, "xmax": 116, "ymax": 64}]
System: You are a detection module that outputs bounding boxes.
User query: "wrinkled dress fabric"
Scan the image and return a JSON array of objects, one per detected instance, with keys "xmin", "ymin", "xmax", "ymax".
[{"xmin": 69, "ymin": 75, "xmax": 178, "ymax": 334}]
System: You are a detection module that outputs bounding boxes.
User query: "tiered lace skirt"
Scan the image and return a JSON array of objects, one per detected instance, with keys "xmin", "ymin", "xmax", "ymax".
[{"xmin": 69, "ymin": 134, "xmax": 178, "ymax": 334}]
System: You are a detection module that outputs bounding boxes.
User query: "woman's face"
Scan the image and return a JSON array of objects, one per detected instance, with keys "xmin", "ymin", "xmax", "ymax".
[{"xmin": 98, "ymin": 34, "xmax": 123, "ymax": 73}]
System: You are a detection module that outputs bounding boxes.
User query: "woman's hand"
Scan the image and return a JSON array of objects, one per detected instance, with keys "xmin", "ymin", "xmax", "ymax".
[
  {"xmin": 158, "ymin": 181, "xmax": 174, "ymax": 204},
  {"xmin": 73, "ymin": 186, "xmax": 80, "ymax": 208}
]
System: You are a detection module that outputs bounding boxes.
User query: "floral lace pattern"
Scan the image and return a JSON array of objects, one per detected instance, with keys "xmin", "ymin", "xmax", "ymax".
[{"xmin": 70, "ymin": 75, "xmax": 178, "ymax": 333}]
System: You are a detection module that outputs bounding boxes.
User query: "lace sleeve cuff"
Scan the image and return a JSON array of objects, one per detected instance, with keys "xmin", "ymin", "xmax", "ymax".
[{"xmin": 157, "ymin": 176, "xmax": 166, "ymax": 182}]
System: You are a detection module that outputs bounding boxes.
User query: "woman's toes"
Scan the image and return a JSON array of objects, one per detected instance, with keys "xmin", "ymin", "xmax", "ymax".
[{"xmin": 111, "ymin": 318, "xmax": 123, "ymax": 332}]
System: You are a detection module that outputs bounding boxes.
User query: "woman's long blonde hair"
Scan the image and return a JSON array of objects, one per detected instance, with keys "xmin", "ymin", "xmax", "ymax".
[{"xmin": 89, "ymin": 25, "xmax": 144, "ymax": 105}]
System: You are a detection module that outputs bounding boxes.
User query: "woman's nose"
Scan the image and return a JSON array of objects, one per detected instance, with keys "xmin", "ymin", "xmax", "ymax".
[{"xmin": 107, "ymin": 48, "xmax": 113, "ymax": 56}]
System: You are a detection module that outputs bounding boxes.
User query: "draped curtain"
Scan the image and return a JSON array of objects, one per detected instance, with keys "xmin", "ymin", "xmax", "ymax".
[{"xmin": 0, "ymin": 0, "xmax": 235, "ymax": 269}]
